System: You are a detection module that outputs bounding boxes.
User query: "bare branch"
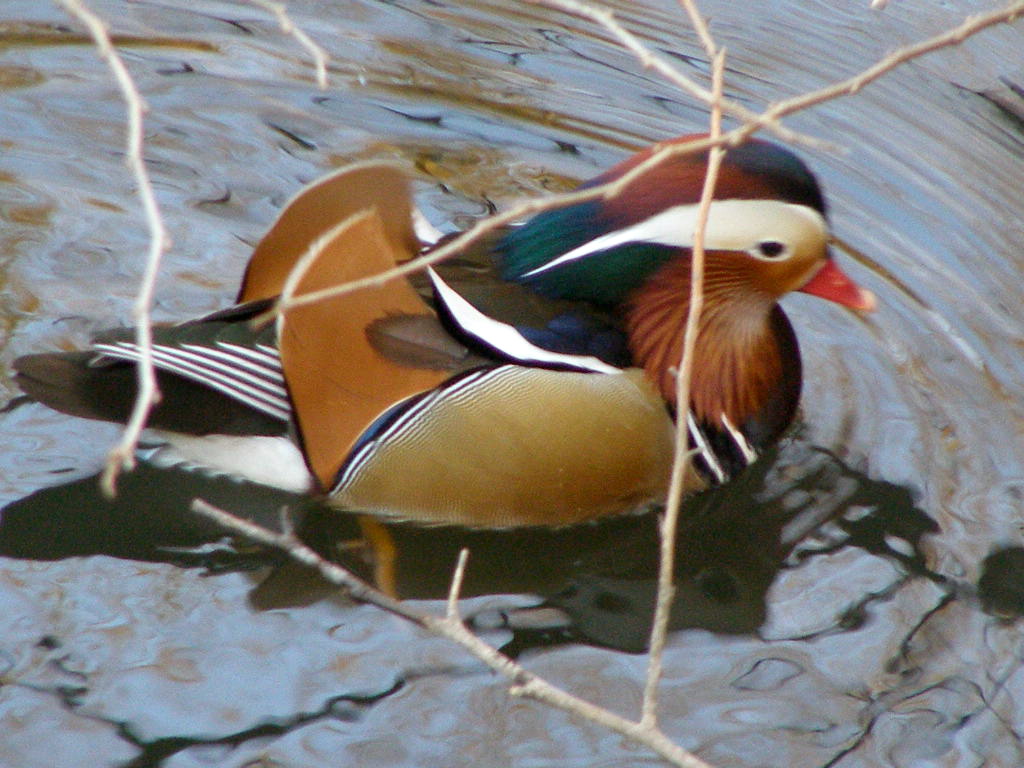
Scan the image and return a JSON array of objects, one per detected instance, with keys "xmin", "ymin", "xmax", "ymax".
[
  {"xmin": 533, "ymin": 0, "xmax": 1024, "ymax": 153},
  {"xmin": 249, "ymin": 0, "xmax": 330, "ymax": 89},
  {"xmin": 642, "ymin": 45, "xmax": 727, "ymax": 730},
  {"xmin": 191, "ymin": 499, "xmax": 430, "ymax": 624},
  {"xmin": 56, "ymin": 0, "xmax": 169, "ymax": 497},
  {"xmin": 265, "ymin": 177, "xmax": 660, "ymax": 319},
  {"xmin": 529, "ymin": 0, "xmax": 830, "ymax": 151},
  {"xmin": 266, "ymin": 137, "xmax": 725, "ymax": 324},
  {"xmin": 260, "ymin": 208, "xmax": 380, "ymax": 328},
  {"xmin": 676, "ymin": 0, "xmax": 716, "ymax": 60},
  {"xmin": 762, "ymin": 0, "xmax": 1024, "ymax": 123},
  {"xmin": 190, "ymin": 498, "xmax": 714, "ymax": 768},
  {"xmin": 61, "ymin": 1, "xmax": 1024, "ymax": 765},
  {"xmin": 446, "ymin": 548, "xmax": 470, "ymax": 621},
  {"xmin": 534, "ymin": 0, "xmax": 710, "ymax": 102},
  {"xmin": 264, "ymin": 0, "xmax": 1024, "ymax": 324}
]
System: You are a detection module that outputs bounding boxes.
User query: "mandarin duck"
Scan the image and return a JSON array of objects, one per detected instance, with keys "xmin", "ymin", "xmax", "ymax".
[{"xmin": 12, "ymin": 134, "xmax": 875, "ymax": 528}]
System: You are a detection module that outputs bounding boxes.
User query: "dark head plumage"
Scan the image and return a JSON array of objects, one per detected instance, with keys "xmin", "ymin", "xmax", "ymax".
[{"xmin": 496, "ymin": 134, "xmax": 830, "ymax": 304}]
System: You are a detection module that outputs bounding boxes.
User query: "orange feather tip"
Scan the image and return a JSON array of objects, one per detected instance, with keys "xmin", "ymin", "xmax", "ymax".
[{"xmin": 798, "ymin": 259, "xmax": 877, "ymax": 312}]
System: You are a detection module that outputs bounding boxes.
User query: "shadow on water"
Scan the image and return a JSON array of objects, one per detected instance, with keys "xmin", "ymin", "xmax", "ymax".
[{"xmin": 0, "ymin": 425, "xmax": 939, "ymax": 654}]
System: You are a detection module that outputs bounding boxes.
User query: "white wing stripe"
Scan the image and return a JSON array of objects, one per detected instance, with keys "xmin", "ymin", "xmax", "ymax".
[
  {"xmin": 93, "ymin": 342, "xmax": 291, "ymax": 421},
  {"xmin": 124, "ymin": 344, "xmax": 287, "ymax": 398},
  {"xmin": 144, "ymin": 348, "xmax": 291, "ymax": 419},
  {"xmin": 428, "ymin": 268, "xmax": 620, "ymax": 374},
  {"xmin": 179, "ymin": 343, "xmax": 286, "ymax": 387},
  {"xmin": 720, "ymin": 412, "xmax": 757, "ymax": 465},
  {"xmin": 216, "ymin": 342, "xmax": 284, "ymax": 371}
]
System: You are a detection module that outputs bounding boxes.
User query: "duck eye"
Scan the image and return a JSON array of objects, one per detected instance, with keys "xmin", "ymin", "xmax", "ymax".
[{"xmin": 755, "ymin": 240, "xmax": 787, "ymax": 259}]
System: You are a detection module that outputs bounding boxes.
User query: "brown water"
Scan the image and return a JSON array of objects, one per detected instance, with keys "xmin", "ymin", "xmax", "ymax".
[{"xmin": 1, "ymin": 1, "xmax": 1023, "ymax": 766}]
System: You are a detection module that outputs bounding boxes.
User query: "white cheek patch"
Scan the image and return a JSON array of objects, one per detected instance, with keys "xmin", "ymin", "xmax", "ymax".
[{"xmin": 521, "ymin": 199, "xmax": 828, "ymax": 277}]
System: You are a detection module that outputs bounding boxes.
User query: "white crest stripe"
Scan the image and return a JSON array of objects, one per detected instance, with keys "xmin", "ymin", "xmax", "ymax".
[
  {"xmin": 520, "ymin": 200, "xmax": 828, "ymax": 277},
  {"xmin": 521, "ymin": 204, "xmax": 699, "ymax": 277}
]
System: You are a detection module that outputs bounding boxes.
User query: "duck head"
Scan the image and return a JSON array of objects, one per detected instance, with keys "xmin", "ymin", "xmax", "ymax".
[{"xmin": 497, "ymin": 134, "xmax": 875, "ymax": 445}]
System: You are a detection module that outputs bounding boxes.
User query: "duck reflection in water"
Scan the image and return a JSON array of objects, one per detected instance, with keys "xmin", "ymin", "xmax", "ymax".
[{"xmin": 0, "ymin": 434, "xmax": 936, "ymax": 654}]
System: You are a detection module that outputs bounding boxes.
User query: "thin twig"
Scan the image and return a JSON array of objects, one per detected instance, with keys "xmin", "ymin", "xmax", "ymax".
[
  {"xmin": 641, "ymin": 46, "xmax": 727, "ymax": 730},
  {"xmin": 190, "ymin": 498, "xmax": 714, "ymax": 768},
  {"xmin": 446, "ymin": 549, "xmax": 470, "ymax": 621},
  {"xmin": 265, "ymin": 179, "xmax": 650, "ymax": 319},
  {"xmin": 249, "ymin": 0, "xmax": 329, "ymax": 89},
  {"xmin": 676, "ymin": 0, "xmax": 716, "ymax": 60},
  {"xmin": 532, "ymin": 0, "xmax": 1024, "ymax": 151},
  {"xmin": 759, "ymin": 0, "xmax": 1024, "ymax": 125},
  {"xmin": 529, "ymin": 0, "xmax": 830, "ymax": 151},
  {"xmin": 192, "ymin": 499, "xmax": 431, "ymax": 623},
  {"xmin": 57, "ymin": 0, "xmax": 169, "ymax": 497},
  {"xmin": 262, "ymin": 208, "xmax": 378, "ymax": 328},
  {"xmin": 535, "ymin": 0, "xmax": 710, "ymax": 102},
  {"xmin": 62, "ymin": 1, "xmax": 1024, "ymax": 766}
]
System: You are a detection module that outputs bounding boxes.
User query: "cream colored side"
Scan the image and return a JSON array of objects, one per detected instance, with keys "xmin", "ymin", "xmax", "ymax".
[{"xmin": 332, "ymin": 367, "xmax": 692, "ymax": 527}]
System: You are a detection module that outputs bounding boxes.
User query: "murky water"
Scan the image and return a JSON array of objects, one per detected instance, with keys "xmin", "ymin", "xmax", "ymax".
[{"xmin": 1, "ymin": 1, "xmax": 1022, "ymax": 766}]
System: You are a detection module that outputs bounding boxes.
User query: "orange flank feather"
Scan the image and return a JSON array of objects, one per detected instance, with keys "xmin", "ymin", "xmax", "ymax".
[
  {"xmin": 277, "ymin": 210, "xmax": 452, "ymax": 491},
  {"xmin": 239, "ymin": 162, "xmax": 419, "ymax": 302}
]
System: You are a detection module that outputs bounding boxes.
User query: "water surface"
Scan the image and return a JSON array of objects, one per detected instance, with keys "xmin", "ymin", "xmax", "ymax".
[{"xmin": 1, "ymin": 1, "xmax": 1023, "ymax": 766}]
